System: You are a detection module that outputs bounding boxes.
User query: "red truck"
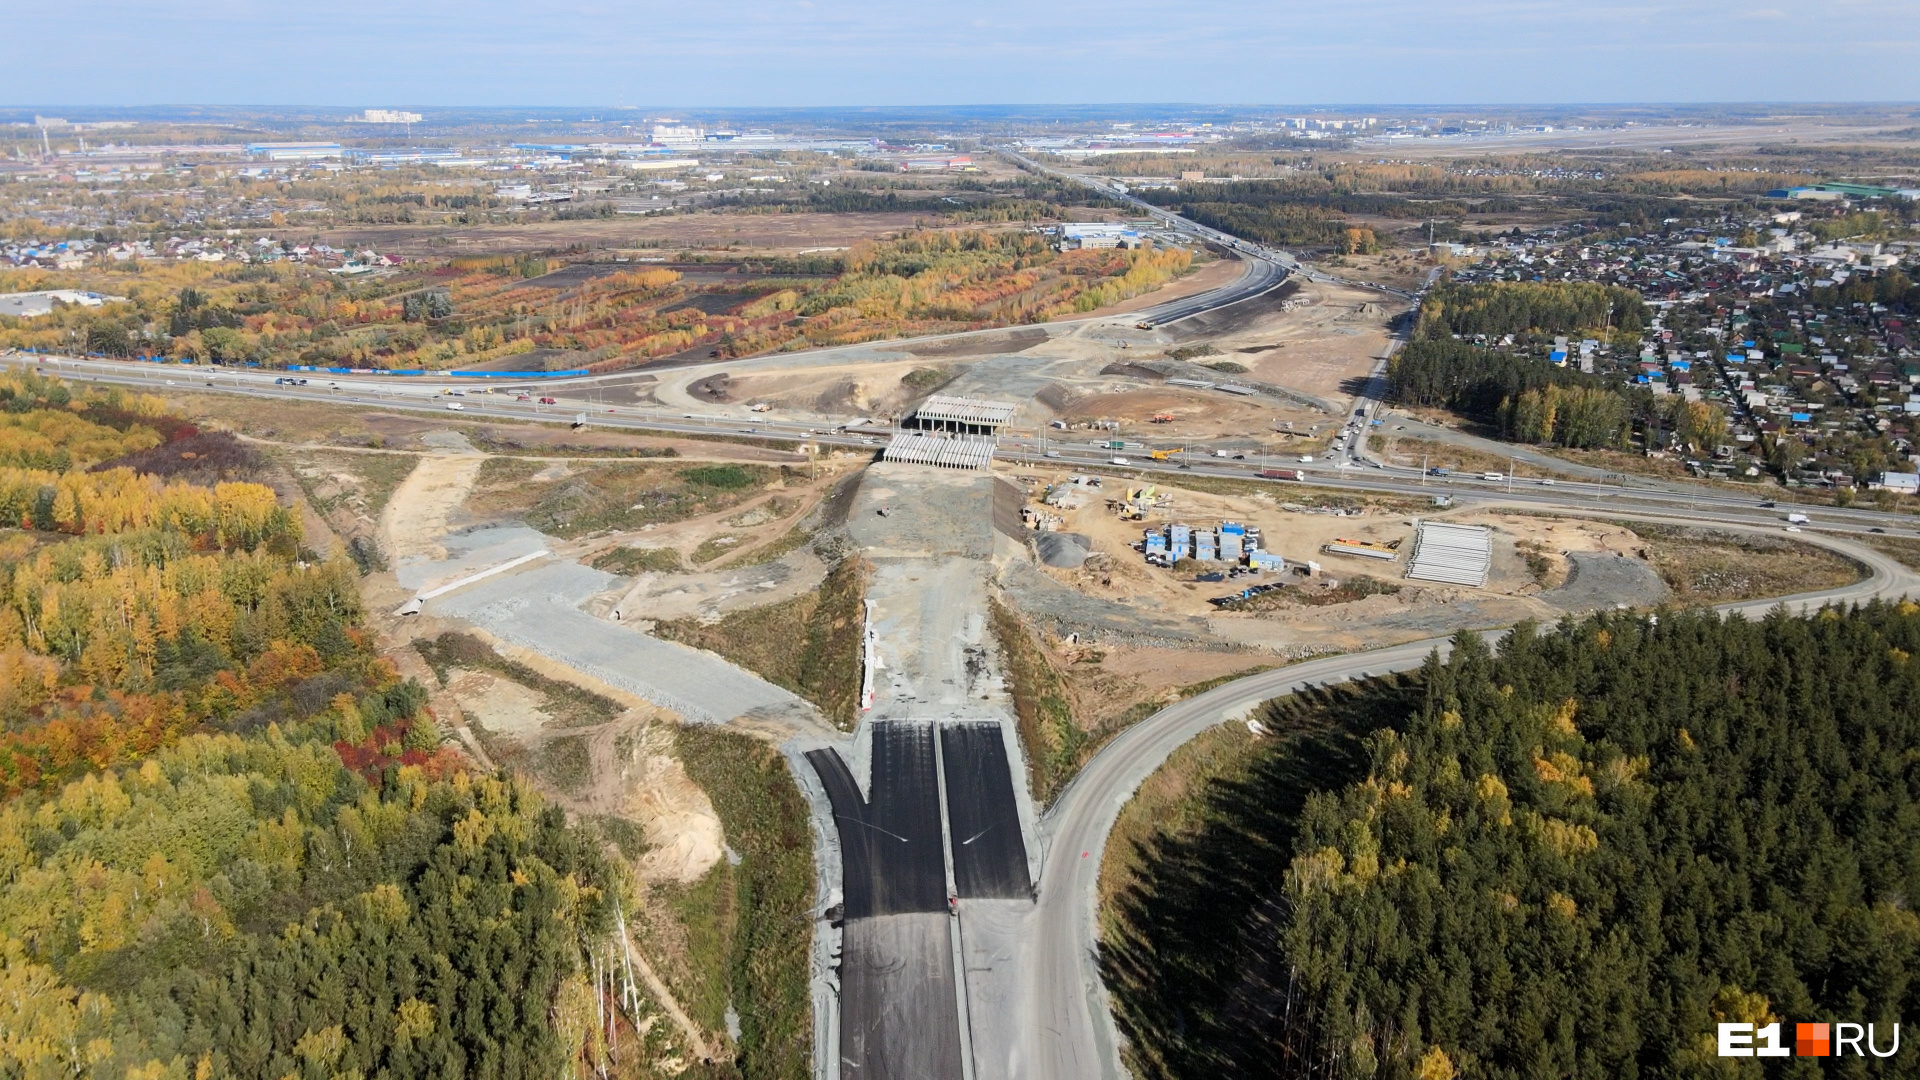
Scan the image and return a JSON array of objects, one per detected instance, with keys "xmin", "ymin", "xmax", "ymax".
[
  {"xmin": 538, "ymin": 396, "xmax": 558, "ymax": 405},
  {"xmin": 1260, "ymin": 468, "xmax": 1303, "ymax": 481}
]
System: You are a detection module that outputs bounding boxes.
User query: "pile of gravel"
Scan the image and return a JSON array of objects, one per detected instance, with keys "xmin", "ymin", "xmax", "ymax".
[{"xmin": 1036, "ymin": 532, "xmax": 1094, "ymax": 569}]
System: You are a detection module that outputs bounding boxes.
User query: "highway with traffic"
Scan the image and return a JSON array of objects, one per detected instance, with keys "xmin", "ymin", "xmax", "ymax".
[{"xmin": 13, "ymin": 350, "xmax": 1917, "ymax": 540}]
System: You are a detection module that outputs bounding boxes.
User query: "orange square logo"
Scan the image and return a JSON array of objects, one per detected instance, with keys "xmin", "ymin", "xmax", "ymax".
[{"xmin": 1797, "ymin": 1023, "xmax": 1831, "ymax": 1057}]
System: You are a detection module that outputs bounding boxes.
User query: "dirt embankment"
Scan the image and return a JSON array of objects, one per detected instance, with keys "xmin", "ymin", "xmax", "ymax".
[{"xmin": 381, "ymin": 452, "xmax": 483, "ymax": 562}]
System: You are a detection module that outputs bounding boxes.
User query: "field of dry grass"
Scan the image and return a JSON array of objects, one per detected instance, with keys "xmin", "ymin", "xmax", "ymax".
[{"xmin": 1622, "ymin": 522, "xmax": 1865, "ymax": 603}]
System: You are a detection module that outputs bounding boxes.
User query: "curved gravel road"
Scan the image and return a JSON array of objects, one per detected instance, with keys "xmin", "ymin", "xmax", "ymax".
[{"xmin": 1021, "ymin": 529, "xmax": 1920, "ymax": 1080}]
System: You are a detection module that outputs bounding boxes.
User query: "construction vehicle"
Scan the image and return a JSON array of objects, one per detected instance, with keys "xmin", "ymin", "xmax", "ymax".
[
  {"xmin": 1149, "ymin": 447, "xmax": 1186, "ymax": 461},
  {"xmin": 1149, "ymin": 413, "xmax": 1175, "ymax": 424},
  {"xmin": 1116, "ymin": 485, "xmax": 1158, "ymax": 520}
]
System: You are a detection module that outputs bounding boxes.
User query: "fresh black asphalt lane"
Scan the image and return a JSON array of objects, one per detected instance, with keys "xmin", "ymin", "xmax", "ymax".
[
  {"xmin": 809, "ymin": 721, "xmax": 967, "ymax": 1080},
  {"xmin": 939, "ymin": 722, "xmax": 1032, "ymax": 899}
]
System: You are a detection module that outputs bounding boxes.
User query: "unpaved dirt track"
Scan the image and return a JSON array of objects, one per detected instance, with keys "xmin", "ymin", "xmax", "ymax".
[
  {"xmin": 382, "ymin": 452, "xmax": 483, "ymax": 562},
  {"xmin": 1022, "ymin": 529, "xmax": 1920, "ymax": 1080}
]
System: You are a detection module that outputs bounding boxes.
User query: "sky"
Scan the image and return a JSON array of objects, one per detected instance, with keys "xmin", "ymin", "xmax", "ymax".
[{"xmin": 10, "ymin": 0, "xmax": 1920, "ymax": 107}]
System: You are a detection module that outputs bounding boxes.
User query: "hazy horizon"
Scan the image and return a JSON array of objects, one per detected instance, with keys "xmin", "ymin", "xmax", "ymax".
[{"xmin": 9, "ymin": 0, "xmax": 1918, "ymax": 108}]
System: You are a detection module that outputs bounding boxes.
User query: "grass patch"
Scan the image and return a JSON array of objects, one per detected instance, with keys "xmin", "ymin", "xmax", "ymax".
[
  {"xmin": 674, "ymin": 725, "xmax": 815, "ymax": 1080},
  {"xmin": 593, "ymin": 545, "xmax": 685, "ymax": 576},
  {"xmin": 901, "ymin": 365, "xmax": 956, "ymax": 392},
  {"xmin": 284, "ymin": 448, "xmax": 419, "ymax": 518},
  {"xmin": 681, "ymin": 464, "xmax": 756, "ymax": 489},
  {"xmin": 722, "ymin": 527, "xmax": 815, "ymax": 570},
  {"xmin": 989, "ymin": 595, "xmax": 1083, "ymax": 806},
  {"xmin": 1166, "ymin": 344, "xmax": 1220, "ymax": 362},
  {"xmin": 1851, "ymin": 532, "xmax": 1920, "ymax": 571},
  {"xmin": 1516, "ymin": 538, "xmax": 1558, "ymax": 587},
  {"xmin": 533, "ymin": 734, "xmax": 591, "ymax": 795},
  {"xmin": 468, "ymin": 458, "xmax": 789, "ymax": 538},
  {"xmin": 1617, "ymin": 522, "xmax": 1865, "ymax": 603},
  {"xmin": 653, "ymin": 860, "xmax": 738, "ymax": 1038},
  {"xmin": 1217, "ymin": 574, "xmax": 1402, "ymax": 611},
  {"xmin": 1202, "ymin": 360, "xmax": 1248, "ymax": 374},
  {"xmin": 692, "ymin": 534, "xmax": 746, "ymax": 565},
  {"xmin": 415, "ymin": 631, "xmax": 624, "ymax": 728},
  {"xmin": 585, "ymin": 813, "xmax": 651, "ymax": 861},
  {"xmin": 1098, "ymin": 717, "xmax": 1265, "ymax": 917},
  {"xmin": 653, "ymin": 559, "xmax": 868, "ymax": 727}
]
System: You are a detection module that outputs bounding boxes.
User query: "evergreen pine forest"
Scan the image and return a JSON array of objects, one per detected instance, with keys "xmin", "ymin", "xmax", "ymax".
[
  {"xmin": 0, "ymin": 373, "xmax": 620, "ymax": 1080},
  {"xmin": 1106, "ymin": 607, "xmax": 1920, "ymax": 1079}
]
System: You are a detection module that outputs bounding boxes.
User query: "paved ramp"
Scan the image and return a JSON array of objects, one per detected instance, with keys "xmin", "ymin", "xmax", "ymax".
[
  {"xmin": 811, "ymin": 724, "xmax": 965, "ymax": 1080},
  {"xmin": 941, "ymin": 723, "xmax": 1032, "ymax": 899},
  {"xmin": 429, "ymin": 560, "xmax": 810, "ymax": 724}
]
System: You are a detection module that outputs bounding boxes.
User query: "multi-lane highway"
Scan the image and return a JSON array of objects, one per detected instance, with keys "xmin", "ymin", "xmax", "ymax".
[
  {"xmin": 998, "ymin": 148, "xmax": 1324, "ymax": 288},
  {"xmin": 17, "ymin": 351, "xmax": 1918, "ymax": 540},
  {"xmin": 1021, "ymin": 525, "xmax": 1920, "ymax": 1080}
]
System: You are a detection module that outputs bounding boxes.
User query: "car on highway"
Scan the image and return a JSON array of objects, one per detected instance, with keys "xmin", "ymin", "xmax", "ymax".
[
  {"xmin": 1110, "ymin": 456, "xmax": 1131, "ymax": 466},
  {"xmin": 539, "ymin": 397, "xmax": 557, "ymax": 405},
  {"xmin": 445, "ymin": 402, "xmax": 465, "ymax": 411},
  {"xmin": 1044, "ymin": 450, "xmax": 1061, "ymax": 458},
  {"xmin": 1299, "ymin": 455, "xmax": 1314, "ymax": 463},
  {"xmin": 1539, "ymin": 478, "xmax": 1556, "ymax": 486},
  {"xmin": 1483, "ymin": 472, "xmax": 1504, "ymax": 481}
]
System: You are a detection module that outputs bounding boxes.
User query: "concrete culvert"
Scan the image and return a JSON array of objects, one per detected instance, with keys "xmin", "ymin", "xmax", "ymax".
[{"xmin": 1036, "ymin": 532, "xmax": 1094, "ymax": 568}]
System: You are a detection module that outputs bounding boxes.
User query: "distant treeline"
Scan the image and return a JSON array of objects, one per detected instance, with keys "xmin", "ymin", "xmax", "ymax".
[
  {"xmin": 1105, "ymin": 606, "xmax": 1920, "ymax": 1080},
  {"xmin": 1136, "ymin": 179, "xmax": 1522, "ymax": 221}
]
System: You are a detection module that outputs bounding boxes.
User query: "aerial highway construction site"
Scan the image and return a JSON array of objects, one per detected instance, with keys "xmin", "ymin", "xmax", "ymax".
[{"xmin": 9, "ymin": 122, "xmax": 1920, "ymax": 1080}]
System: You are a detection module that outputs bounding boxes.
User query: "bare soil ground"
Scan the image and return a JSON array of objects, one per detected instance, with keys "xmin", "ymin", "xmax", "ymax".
[
  {"xmin": 382, "ymin": 452, "xmax": 483, "ymax": 562},
  {"xmin": 998, "ymin": 468, "xmax": 1692, "ymax": 658},
  {"xmin": 311, "ymin": 211, "xmax": 933, "ymax": 257},
  {"xmin": 1054, "ymin": 387, "xmax": 1328, "ymax": 449},
  {"xmin": 1309, "ymin": 251, "xmax": 1435, "ymax": 293},
  {"xmin": 1221, "ymin": 281, "xmax": 1404, "ymax": 402}
]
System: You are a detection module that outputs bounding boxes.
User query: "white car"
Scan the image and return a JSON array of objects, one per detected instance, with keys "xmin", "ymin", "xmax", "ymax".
[
  {"xmin": 446, "ymin": 402, "xmax": 465, "ymax": 411},
  {"xmin": 1299, "ymin": 455, "xmax": 1314, "ymax": 463}
]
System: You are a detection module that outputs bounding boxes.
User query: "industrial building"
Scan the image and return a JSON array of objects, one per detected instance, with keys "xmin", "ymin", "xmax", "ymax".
[
  {"xmin": 1058, "ymin": 223, "xmax": 1145, "ymax": 250},
  {"xmin": 245, "ymin": 142, "xmax": 344, "ymax": 161}
]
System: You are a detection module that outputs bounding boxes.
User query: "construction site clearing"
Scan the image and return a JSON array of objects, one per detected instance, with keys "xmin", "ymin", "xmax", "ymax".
[{"xmin": 1003, "ymin": 465, "xmax": 1688, "ymax": 654}]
